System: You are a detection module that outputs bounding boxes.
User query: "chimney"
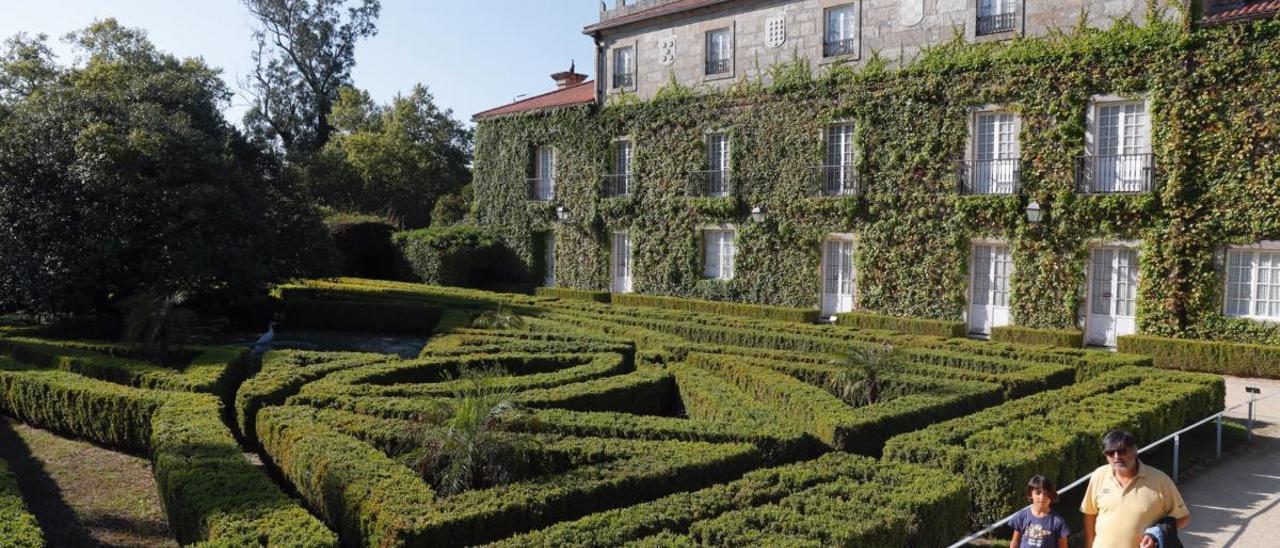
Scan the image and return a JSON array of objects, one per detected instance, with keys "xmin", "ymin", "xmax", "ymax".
[{"xmin": 551, "ymin": 61, "xmax": 588, "ymax": 89}]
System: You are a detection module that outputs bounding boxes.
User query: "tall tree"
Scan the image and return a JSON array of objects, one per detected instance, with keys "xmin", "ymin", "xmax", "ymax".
[
  {"xmin": 308, "ymin": 84, "xmax": 472, "ymax": 228},
  {"xmin": 0, "ymin": 19, "xmax": 335, "ymax": 315},
  {"xmin": 241, "ymin": 0, "xmax": 381, "ymax": 157}
]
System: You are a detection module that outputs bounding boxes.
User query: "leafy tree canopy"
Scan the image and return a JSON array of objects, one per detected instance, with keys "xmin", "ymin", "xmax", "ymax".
[
  {"xmin": 0, "ymin": 19, "xmax": 335, "ymax": 315},
  {"xmin": 307, "ymin": 84, "xmax": 472, "ymax": 228},
  {"xmin": 242, "ymin": 0, "xmax": 381, "ymax": 157}
]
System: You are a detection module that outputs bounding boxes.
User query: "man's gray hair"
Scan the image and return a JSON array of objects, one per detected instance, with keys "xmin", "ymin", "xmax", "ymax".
[{"xmin": 1102, "ymin": 430, "xmax": 1137, "ymax": 452}]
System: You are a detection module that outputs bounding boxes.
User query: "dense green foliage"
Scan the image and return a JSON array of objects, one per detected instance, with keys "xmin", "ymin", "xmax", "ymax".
[
  {"xmin": 837, "ymin": 311, "xmax": 968, "ymax": 337},
  {"xmin": 281, "ymin": 297, "xmax": 442, "ymax": 334},
  {"xmin": 990, "ymin": 325, "xmax": 1085, "ymax": 347},
  {"xmin": 612, "ymin": 292, "xmax": 820, "ymax": 323},
  {"xmin": 306, "ymin": 86, "xmax": 472, "ymax": 228},
  {"xmin": 535, "ymin": 286, "xmax": 613, "ymax": 302},
  {"xmin": 472, "ymin": 16, "xmax": 1280, "ymax": 346},
  {"xmin": 0, "ymin": 20, "xmax": 334, "ymax": 315},
  {"xmin": 392, "ymin": 225, "xmax": 517, "ymax": 286},
  {"xmin": 883, "ymin": 367, "xmax": 1224, "ymax": 526},
  {"xmin": 1119, "ymin": 333, "xmax": 1280, "ymax": 378},
  {"xmin": 0, "ymin": 451, "xmax": 44, "ymax": 548},
  {"xmin": 325, "ymin": 213, "xmax": 401, "ymax": 279}
]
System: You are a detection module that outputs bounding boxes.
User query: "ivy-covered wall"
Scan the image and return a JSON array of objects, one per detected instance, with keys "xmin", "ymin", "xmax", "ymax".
[{"xmin": 472, "ymin": 14, "xmax": 1280, "ymax": 345}]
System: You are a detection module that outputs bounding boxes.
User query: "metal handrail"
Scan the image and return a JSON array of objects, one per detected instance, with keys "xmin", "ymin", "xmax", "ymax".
[
  {"xmin": 705, "ymin": 58, "xmax": 730, "ymax": 75},
  {"xmin": 526, "ymin": 177, "xmax": 554, "ymax": 201},
  {"xmin": 823, "ymin": 38, "xmax": 857, "ymax": 57},
  {"xmin": 812, "ymin": 165, "xmax": 860, "ymax": 197},
  {"xmin": 613, "ymin": 72, "xmax": 635, "ymax": 89},
  {"xmin": 947, "ymin": 386, "xmax": 1280, "ymax": 548},
  {"xmin": 686, "ymin": 169, "xmax": 732, "ymax": 197},
  {"xmin": 602, "ymin": 173, "xmax": 631, "ymax": 198},
  {"xmin": 977, "ymin": 12, "xmax": 1017, "ymax": 35},
  {"xmin": 1075, "ymin": 153, "xmax": 1157, "ymax": 194},
  {"xmin": 956, "ymin": 158, "xmax": 1021, "ymax": 195}
]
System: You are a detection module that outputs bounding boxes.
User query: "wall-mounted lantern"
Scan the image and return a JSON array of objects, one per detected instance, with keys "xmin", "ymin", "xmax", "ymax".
[
  {"xmin": 556, "ymin": 205, "xmax": 570, "ymax": 222},
  {"xmin": 750, "ymin": 205, "xmax": 766, "ymax": 224},
  {"xmin": 1025, "ymin": 200, "xmax": 1043, "ymax": 224}
]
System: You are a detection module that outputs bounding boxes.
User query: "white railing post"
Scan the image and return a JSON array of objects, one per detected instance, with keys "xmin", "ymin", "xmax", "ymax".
[
  {"xmin": 1216, "ymin": 414, "xmax": 1222, "ymax": 458},
  {"xmin": 1172, "ymin": 434, "xmax": 1181, "ymax": 483}
]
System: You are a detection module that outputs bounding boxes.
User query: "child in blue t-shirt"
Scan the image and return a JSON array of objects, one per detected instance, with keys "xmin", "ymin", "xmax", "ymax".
[{"xmin": 1009, "ymin": 475, "xmax": 1070, "ymax": 548}]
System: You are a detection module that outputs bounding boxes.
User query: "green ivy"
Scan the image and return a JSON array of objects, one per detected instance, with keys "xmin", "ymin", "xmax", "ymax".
[{"xmin": 473, "ymin": 15, "xmax": 1280, "ymax": 344}]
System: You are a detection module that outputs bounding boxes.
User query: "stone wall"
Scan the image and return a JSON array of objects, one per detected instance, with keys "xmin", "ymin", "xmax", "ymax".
[{"xmin": 594, "ymin": 0, "xmax": 1187, "ymax": 101}]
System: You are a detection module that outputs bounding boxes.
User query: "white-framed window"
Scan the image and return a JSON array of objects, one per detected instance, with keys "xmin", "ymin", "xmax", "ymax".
[
  {"xmin": 608, "ymin": 139, "xmax": 633, "ymax": 197},
  {"xmin": 705, "ymin": 28, "xmax": 731, "ymax": 75},
  {"xmin": 611, "ymin": 231, "xmax": 633, "ymax": 294},
  {"xmin": 823, "ymin": 123, "xmax": 856, "ymax": 195},
  {"xmin": 969, "ymin": 111, "xmax": 1019, "ymax": 194},
  {"xmin": 612, "ymin": 46, "xmax": 635, "ymax": 89},
  {"xmin": 976, "ymin": 0, "xmax": 1017, "ymax": 35},
  {"xmin": 531, "ymin": 146, "xmax": 555, "ymax": 201},
  {"xmin": 705, "ymin": 132, "xmax": 730, "ymax": 197},
  {"xmin": 1226, "ymin": 245, "xmax": 1280, "ymax": 321},
  {"xmin": 1084, "ymin": 98, "xmax": 1153, "ymax": 193},
  {"xmin": 702, "ymin": 228, "xmax": 736, "ymax": 280},
  {"xmin": 823, "ymin": 4, "xmax": 858, "ymax": 57}
]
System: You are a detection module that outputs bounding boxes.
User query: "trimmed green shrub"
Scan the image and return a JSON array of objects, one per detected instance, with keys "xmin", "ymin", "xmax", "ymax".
[
  {"xmin": 326, "ymin": 215, "xmax": 401, "ymax": 279},
  {"xmin": 836, "ymin": 311, "xmax": 968, "ymax": 337},
  {"xmin": 258, "ymin": 405, "xmax": 760, "ymax": 547},
  {"xmin": 235, "ymin": 350, "xmax": 395, "ymax": 444},
  {"xmin": 687, "ymin": 353, "xmax": 1003, "ymax": 454},
  {"xmin": 1118, "ymin": 334, "xmax": 1280, "ymax": 378},
  {"xmin": 0, "ymin": 337, "xmax": 248, "ymax": 405},
  {"xmin": 392, "ymin": 226, "xmax": 516, "ymax": 287},
  {"xmin": 151, "ymin": 395, "xmax": 337, "ymax": 546},
  {"xmin": 0, "ymin": 362, "xmax": 164, "ymax": 451},
  {"xmin": 0, "ymin": 458, "xmax": 43, "ymax": 548},
  {"xmin": 611, "ymin": 293, "xmax": 820, "ymax": 323},
  {"xmin": 535, "ymin": 287, "xmax": 612, "ymax": 303},
  {"xmin": 990, "ymin": 326, "xmax": 1084, "ymax": 348},
  {"xmin": 883, "ymin": 367, "xmax": 1224, "ymax": 527},
  {"xmin": 488, "ymin": 452, "xmax": 968, "ymax": 548},
  {"xmin": 281, "ymin": 298, "xmax": 443, "ymax": 334}
]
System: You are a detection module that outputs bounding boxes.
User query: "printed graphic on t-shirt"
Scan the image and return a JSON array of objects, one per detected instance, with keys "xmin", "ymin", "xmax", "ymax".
[{"xmin": 1022, "ymin": 523, "xmax": 1052, "ymax": 547}]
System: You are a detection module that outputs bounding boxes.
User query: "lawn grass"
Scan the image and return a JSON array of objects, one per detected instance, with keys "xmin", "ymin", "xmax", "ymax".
[{"xmin": 0, "ymin": 418, "xmax": 175, "ymax": 547}]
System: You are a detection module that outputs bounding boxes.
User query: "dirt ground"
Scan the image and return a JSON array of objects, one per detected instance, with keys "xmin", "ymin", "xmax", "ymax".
[{"xmin": 0, "ymin": 418, "xmax": 175, "ymax": 548}]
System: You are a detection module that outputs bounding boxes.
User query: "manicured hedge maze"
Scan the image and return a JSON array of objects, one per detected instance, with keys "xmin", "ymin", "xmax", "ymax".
[{"xmin": 0, "ymin": 278, "xmax": 1230, "ymax": 546}]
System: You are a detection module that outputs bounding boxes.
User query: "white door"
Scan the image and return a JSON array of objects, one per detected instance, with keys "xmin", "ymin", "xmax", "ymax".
[
  {"xmin": 821, "ymin": 239, "xmax": 854, "ymax": 317},
  {"xmin": 543, "ymin": 232, "xmax": 556, "ymax": 287},
  {"xmin": 1086, "ymin": 247, "xmax": 1139, "ymax": 347},
  {"xmin": 969, "ymin": 244, "xmax": 1012, "ymax": 335},
  {"xmin": 611, "ymin": 232, "xmax": 632, "ymax": 293}
]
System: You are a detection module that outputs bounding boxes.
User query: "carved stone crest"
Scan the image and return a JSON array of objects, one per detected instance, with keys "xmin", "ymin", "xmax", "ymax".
[
  {"xmin": 766, "ymin": 15, "xmax": 786, "ymax": 48},
  {"xmin": 899, "ymin": 0, "xmax": 924, "ymax": 27},
  {"xmin": 658, "ymin": 35, "xmax": 677, "ymax": 66}
]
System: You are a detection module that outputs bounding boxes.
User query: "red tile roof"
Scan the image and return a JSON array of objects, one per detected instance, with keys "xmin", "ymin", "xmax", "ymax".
[
  {"xmin": 472, "ymin": 81, "xmax": 596, "ymax": 121},
  {"xmin": 583, "ymin": 0, "xmax": 733, "ymax": 34},
  {"xmin": 1203, "ymin": 0, "xmax": 1280, "ymax": 24}
]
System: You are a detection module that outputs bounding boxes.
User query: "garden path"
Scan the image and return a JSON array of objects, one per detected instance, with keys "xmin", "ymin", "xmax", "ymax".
[{"xmin": 1178, "ymin": 376, "xmax": 1280, "ymax": 548}]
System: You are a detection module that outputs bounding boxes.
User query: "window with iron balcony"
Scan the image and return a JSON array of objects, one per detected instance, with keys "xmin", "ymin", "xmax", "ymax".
[
  {"xmin": 1077, "ymin": 100, "xmax": 1156, "ymax": 194},
  {"xmin": 976, "ymin": 0, "xmax": 1017, "ymax": 36},
  {"xmin": 817, "ymin": 123, "xmax": 858, "ymax": 196},
  {"xmin": 705, "ymin": 28, "xmax": 731, "ymax": 75},
  {"xmin": 959, "ymin": 112, "xmax": 1020, "ymax": 195},
  {"xmin": 527, "ymin": 146, "xmax": 555, "ymax": 201},
  {"xmin": 604, "ymin": 139, "xmax": 632, "ymax": 198},
  {"xmin": 690, "ymin": 133, "xmax": 731, "ymax": 197},
  {"xmin": 824, "ymin": 4, "xmax": 858, "ymax": 58},
  {"xmin": 612, "ymin": 46, "xmax": 635, "ymax": 89}
]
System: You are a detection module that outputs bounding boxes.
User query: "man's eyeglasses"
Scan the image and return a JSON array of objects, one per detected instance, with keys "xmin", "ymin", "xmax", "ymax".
[{"xmin": 1104, "ymin": 448, "xmax": 1132, "ymax": 457}]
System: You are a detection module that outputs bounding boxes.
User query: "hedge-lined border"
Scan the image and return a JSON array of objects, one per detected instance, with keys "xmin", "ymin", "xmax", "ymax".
[
  {"xmin": 990, "ymin": 325, "xmax": 1085, "ymax": 348},
  {"xmin": 1118, "ymin": 333, "xmax": 1280, "ymax": 378},
  {"xmin": 612, "ymin": 293, "xmax": 820, "ymax": 323},
  {"xmin": 0, "ymin": 458, "xmax": 43, "ymax": 548},
  {"xmin": 535, "ymin": 287, "xmax": 612, "ymax": 302},
  {"xmin": 837, "ymin": 311, "xmax": 967, "ymax": 337}
]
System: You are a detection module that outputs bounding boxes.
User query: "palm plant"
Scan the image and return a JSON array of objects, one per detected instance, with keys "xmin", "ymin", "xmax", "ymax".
[
  {"xmin": 469, "ymin": 305, "xmax": 526, "ymax": 330},
  {"xmin": 119, "ymin": 290, "xmax": 196, "ymax": 365},
  {"xmin": 411, "ymin": 366, "xmax": 537, "ymax": 495},
  {"xmin": 827, "ymin": 343, "xmax": 902, "ymax": 406}
]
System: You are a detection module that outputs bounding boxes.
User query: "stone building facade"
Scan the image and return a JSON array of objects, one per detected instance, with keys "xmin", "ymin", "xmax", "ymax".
[{"xmin": 587, "ymin": 0, "xmax": 1184, "ymax": 101}]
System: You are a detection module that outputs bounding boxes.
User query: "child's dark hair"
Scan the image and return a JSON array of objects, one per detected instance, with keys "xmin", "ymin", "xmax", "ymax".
[{"xmin": 1026, "ymin": 475, "xmax": 1059, "ymax": 502}]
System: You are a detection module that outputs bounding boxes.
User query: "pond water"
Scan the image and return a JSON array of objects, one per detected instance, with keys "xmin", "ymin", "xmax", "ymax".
[{"xmin": 215, "ymin": 328, "xmax": 428, "ymax": 359}]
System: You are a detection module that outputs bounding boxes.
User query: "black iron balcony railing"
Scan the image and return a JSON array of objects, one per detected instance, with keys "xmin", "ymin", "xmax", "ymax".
[
  {"xmin": 813, "ymin": 165, "xmax": 860, "ymax": 197},
  {"xmin": 526, "ymin": 178, "xmax": 555, "ymax": 201},
  {"xmin": 705, "ymin": 58, "xmax": 730, "ymax": 75},
  {"xmin": 976, "ymin": 11, "xmax": 1017, "ymax": 35},
  {"xmin": 687, "ymin": 170, "xmax": 733, "ymax": 198},
  {"xmin": 823, "ymin": 38, "xmax": 858, "ymax": 58},
  {"xmin": 1075, "ymin": 153, "xmax": 1157, "ymax": 194},
  {"xmin": 956, "ymin": 158, "xmax": 1021, "ymax": 195},
  {"xmin": 613, "ymin": 71, "xmax": 635, "ymax": 89},
  {"xmin": 602, "ymin": 174, "xmax": 631, "ymax": 198}
]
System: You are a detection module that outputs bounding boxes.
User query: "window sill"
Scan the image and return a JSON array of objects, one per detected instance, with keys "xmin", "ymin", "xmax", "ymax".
[
  {"xmin": 703, "ymin": 71, "xmax": 735, "ymax": 82},
  {"xmin": 820, "ymin": 52, "xmax": 860, "ymax": 65},
  {"xmin": 971, "ymin": 29, "xmax": 1019, "ymax": 44}
]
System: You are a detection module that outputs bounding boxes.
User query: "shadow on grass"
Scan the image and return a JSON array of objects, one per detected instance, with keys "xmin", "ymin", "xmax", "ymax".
[{"xmin": 0, "ymin": 418, "xmax": 102, "ymax": 547}]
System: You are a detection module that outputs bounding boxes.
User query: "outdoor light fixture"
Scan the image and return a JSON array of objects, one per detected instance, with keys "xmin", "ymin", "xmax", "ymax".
[
  {"xmin": 1025, "ymin": 200, "xmax": 1043, "ymax": 224},
  {"xmin": 556, "ymin": 205, "xmax": 569, "ymax": 222},
  {"xmin": 750, "ymin": 205, "xmax": 766, "ymax": 223}
]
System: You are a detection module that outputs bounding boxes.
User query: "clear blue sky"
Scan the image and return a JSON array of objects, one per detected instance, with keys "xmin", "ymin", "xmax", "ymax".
[{"xmin": 0, "ymin": 0, "xmax": 600, "ymax": 126}]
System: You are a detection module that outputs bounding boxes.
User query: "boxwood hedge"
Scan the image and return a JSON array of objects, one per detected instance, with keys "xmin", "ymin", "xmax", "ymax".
[
  {"xmin": 0, "ymin": 458, "xmax": 43, "ymax": 548},
  {"xmin": 611, "ymin": 293, "xmax": 820, "ymax": 323},
  {"xmin": 836, "ymin": 311, "xmax": 968, "ymax": 337},
  {"xmin": 1118, "ymin": 334, "xmax": 1280, "ymax": 378},
  {"xmin": 990, "ymin": 325, "xmax": 1085, "ymax": 348}
]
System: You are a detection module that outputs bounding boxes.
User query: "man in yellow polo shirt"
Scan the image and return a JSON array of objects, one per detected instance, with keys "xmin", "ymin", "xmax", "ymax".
[{"xmin": 1081, "ymin": 430, "xmax": 1190, "ymax": 548}]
